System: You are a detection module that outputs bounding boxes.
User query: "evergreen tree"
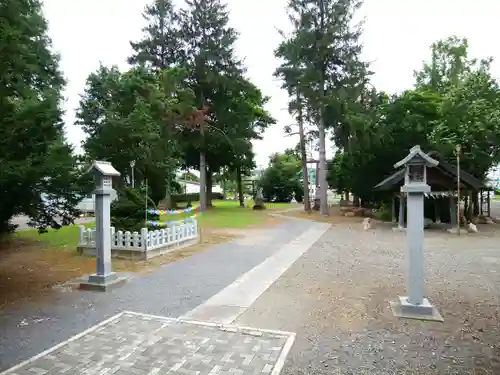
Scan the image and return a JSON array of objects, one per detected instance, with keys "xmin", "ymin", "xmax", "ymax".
[
  {"xmin": 0, "ymin": 0, "xmax": 83, "ymax": 234},
  {"xmin": 177, "ymin": 0, "xmax": 244, "ymax": 211},
  {"xmin": 128, "ymin": 0, "xmax": 185, "ymax": 208},
  {"xmin": 280, "ymin": 0, "xmax": 369, "ymax": 214},
  {"xmin": 128, "ymin": 0, "xmax": 182, "ymax": 69}
]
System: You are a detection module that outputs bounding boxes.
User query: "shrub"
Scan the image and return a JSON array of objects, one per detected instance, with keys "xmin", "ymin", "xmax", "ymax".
[
  {"xmin": 111, "ymin": 188, "xmax": 161, "ymax": 232},
  {"xmin": 374, "ymin": 202, "xmax": 392, "ymax": 221},
  {"xmin": 171, "ymin": 192, "xmax": 224, "ymax": 205}
]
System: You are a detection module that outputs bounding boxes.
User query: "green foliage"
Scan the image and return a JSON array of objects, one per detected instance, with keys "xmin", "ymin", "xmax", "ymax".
[
  {"xmin": 274, "ymin": 0, "xmax": 369, "ymax": 214},
  {"xmin": 374, "ymin": 202, "xmax": 392, "ymax": 222},
  {"xmin": 179, "ymin": 171, "xmax": 199, "ymax": 182},
  {"xmin": 76, "ymin": 65, "xmax": 195, "ymax": 205},
  {"xmin": 0, "ymin": 0, "xmax": 86, "ymax": 234},
  {"xmin": 259, "ymin": 152, "xmax": 303, "ymax": 203},
  {"xmin": 328, "ymin": 36, "xmax": 500, "ymax": 206},
  {"xmin": 108, "ymin": 0, "xmax": 275, "ymax": 211},
  {"xmin": 111, "ymin": 188, "xmax": 160, "ymax": 232},
  {"xmin": 171, "ymin": 192, "xmax": 223, "ymax": 204},
  {"xmin": 128, "ymin": 0, "xmax": 182, "ymax": 69}
]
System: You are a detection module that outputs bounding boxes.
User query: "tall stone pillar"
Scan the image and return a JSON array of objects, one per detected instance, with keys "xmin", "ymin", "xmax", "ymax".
[
  {"xmin": 390, "ymin": 145, "xmax": 443, "ymax": 322},
  {"xmin": 79, "ymin": 161, "xmax": 128, "ymax": 291}
]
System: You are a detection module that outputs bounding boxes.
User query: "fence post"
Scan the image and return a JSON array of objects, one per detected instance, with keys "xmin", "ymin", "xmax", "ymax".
[
  {"xmin": 141, "ymin": 228, "xmax": 149, "ymax": 253},
  {"xmin": 78, "ymin": 225, "xmax": 85, "ymax": 245}
]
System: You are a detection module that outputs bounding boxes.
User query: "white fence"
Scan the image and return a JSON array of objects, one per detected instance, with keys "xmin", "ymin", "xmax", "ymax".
[{"xmin": 77, "ymin": 218, "xmax": 198, "ymax": 259}]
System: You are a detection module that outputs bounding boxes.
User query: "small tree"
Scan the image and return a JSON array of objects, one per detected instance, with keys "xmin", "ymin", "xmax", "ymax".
[
  {"xmin": 111, "ymin": 188, "xmax": 160, "ymax": 232},
  {"xmin": 259, "ymin": 152, "xmax": 303, "ymax": 203}
]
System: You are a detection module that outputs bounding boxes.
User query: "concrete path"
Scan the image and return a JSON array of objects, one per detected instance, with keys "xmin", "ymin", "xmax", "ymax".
[
  {"xmin": 10, "ymin": 215, "xmax": 94, "ymax": 230},
  {"xmin": 0, "ymin": 215, "xmax": 328, "ymax": 374},
  {"xmin": 182, "ymin": 222, "xmax": 330, "ymax": 324}
]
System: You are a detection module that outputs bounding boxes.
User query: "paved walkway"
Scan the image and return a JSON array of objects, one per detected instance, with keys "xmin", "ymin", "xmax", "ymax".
[
  {"xmin": 4, "ymin": 312, "xmax": 295, "ymax": 375},
  {"xmin": 0, "ymin": 213, "xmax": 329, "ymax": 374}
]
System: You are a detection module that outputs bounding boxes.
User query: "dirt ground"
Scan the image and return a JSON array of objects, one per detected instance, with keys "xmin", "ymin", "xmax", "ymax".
[
  {"xmin": 236, "ymin": 222, "xmax": 500, "ymax": 375},
  {"xmin": 280, "ymin": 205, "xmax": 368, "ymax": 224}
]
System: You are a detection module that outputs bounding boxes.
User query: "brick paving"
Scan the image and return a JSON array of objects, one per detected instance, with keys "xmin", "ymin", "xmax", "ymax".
[{"xmin": 2, "ymin": 311, "xmax": 295, "ymax": 375}]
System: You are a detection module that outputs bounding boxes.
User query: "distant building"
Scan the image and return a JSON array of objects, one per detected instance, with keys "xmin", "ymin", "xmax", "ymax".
[
  {"xmin": 250, "ymin": 169, "xmax": 265, "ymax": 180},
  {"xmin": 76, "ymin": 190, "xmax": 118, "ymax": 215},
  {"xmin": 178, "ymin": 180, "xmax": 222, "ymax": 195}
]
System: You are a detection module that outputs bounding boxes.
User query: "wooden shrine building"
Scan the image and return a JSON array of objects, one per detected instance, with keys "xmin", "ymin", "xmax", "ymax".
[{"xmin": 374, "ymin": 149, "xmax": 493, "ymax": 227}]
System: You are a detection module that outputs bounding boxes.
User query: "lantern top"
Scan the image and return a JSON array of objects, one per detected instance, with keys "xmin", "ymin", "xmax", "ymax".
[
  {"xmin": 393, "ymin": 145, "xmax": 439, "ymax": 169},
  {"xmin": 87, "ymin": 160, "xmax": 121, "ymax": 177}
]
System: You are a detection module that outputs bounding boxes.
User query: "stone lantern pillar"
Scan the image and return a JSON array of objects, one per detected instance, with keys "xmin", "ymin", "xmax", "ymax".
[
  {"xmin": 79, "ymin": 161, "xmax": 128, "ymax": 291},
  {"xmin": 390, "ymin": 146, "xmax": 443, "ymax": 321}
]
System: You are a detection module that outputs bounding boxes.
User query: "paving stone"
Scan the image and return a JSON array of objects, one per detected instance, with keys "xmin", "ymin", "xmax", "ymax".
[{"xmin": 2, "ymin": 312, "xmax": 295, "ymax": 375}]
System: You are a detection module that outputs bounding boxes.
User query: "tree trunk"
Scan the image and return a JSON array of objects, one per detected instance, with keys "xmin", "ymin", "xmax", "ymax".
[
  {"xmin": 199, "ymin": 150, "xmax": 207, "ymax": 211},
  {"xmin": 318, "ymin": 123, "xmax": 328, "ymax": 216},
  {"xmin": 206, "ymin": 167, "xmax": 213, "ymax": 207},
  {"xmin": 353, "ymin": 195, "xmax": 360, "ymax": 206},
  {"xmin": 296, "ymin": 93, "xmax": 311, "ymax": 211},
  {"xmin": 317, "ymin": 0, "xmax": 328, "ymax": 216},
  {"xmin": 236, "ymin": 165, "xmax": 244, "ymax": 207},
  {"xmin": 472, "ymin": 190, "xmax": 479, "ymax": 216},
  {"xmin": 165, "ymin": 176, "xmax": 173, "ymax": 209},
  {"xmin": 222, "ymin": 167, "xmax": 227, "ymax": 199},
  {"xmin": 468, "ymin": 191, "xmax": 474, "ymax": 220}
]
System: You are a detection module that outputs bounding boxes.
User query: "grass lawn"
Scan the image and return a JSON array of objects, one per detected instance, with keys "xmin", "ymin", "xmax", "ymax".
[
  {"xmin": 0, "ymin": 199, "xmax": 295, "ymax": 306},
  {"xmin": 14, "ymin": 200, "xmax": 295, "ymax": 248},
  {"xmin": 158, "ymin": 200, "xmax": 296, "ymax": 228}
]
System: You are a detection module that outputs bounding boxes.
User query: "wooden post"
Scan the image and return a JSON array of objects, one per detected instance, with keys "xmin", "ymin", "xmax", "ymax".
[
  {"xmin": 391, "ymin": 195, "xmax": 397, "ymax": 223},
  {"xmin": 456, "ymin": 145, "xmax": 461, "ymax": 235},
  {"xmin": 487, "ymin": 190, "xmax": 491, "ymax": 217},
  {"xmin": 398, "ymin": 193, "xmax": 405, "ymax": 229},
  {"xmin": 480, "ymin": 189, "xmax": 484, "ymax": 216},
  {"xmin": 434, "ymin": 197, "xmax": 440, "ymax": 223},
  {"xmin": 449, "ymin": 194, "xmax": 457, "ymax": 227}
]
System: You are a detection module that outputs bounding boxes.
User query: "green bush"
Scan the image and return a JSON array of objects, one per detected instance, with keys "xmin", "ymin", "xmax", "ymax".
[
  {"xmin": 171, "ymin": 192, "xmax": 224, "ymax": 204},
  {"xmin": 111, "ymin": 188, "xmax": 161, "ymax": 232},
  {"xmin": 374, "ymin": 202, "xmax": 392, "ymax": 221}
]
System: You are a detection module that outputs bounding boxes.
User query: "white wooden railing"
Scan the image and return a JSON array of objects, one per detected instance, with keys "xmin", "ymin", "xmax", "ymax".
[{"xmin": 77, "ymin": 218, "xmax": 198, "ymax": 254}]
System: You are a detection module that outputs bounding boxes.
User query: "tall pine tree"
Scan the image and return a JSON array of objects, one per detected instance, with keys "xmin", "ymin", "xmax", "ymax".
[
  {"xmin": 279, "ymin": 0, "xmax": 369, "ymax": 214},
  {"xmin": 177, "ymin": 0, "xmax": 244, "ymax": 210},
  {"xmin": 128, "ymin": 0, "xmax": 182, "ymax": 69},
  {"xmin": 0, "ymin": 0, "xmax": 83, "ymax": 233},
  {"xmin": 128, "ymin": 0, "xmax": 185, "ymax": 208}
]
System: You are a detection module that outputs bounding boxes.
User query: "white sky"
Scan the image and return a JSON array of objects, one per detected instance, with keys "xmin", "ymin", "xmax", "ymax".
[{"xmin": 43, "ymin": 0, "xmax": 500, "ymax": 169}]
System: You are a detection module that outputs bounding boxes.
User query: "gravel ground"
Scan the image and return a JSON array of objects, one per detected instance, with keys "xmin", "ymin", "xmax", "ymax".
[{"xmin": 235, "ymin": 223, "xmax": 500, "ymax": 375}]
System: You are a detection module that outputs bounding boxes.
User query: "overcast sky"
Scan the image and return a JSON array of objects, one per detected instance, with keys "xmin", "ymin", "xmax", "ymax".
[{"xmin": 42, "ymin": 0, "xmax": 500, "ymax": 170}]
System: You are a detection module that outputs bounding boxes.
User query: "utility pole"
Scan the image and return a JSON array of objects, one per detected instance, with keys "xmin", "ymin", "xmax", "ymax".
[
  {"xmin": 456, "ymin": 144, "xmax": 461, "ymax": 235},
  {"xmin": 130, "ymin": 160, "xmax": 136, "ymax": 188}
]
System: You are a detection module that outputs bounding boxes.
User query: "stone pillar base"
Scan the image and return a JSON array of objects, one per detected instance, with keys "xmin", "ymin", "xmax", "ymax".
[
  {"xmin": 79, "ymin": 272, "xmax": 128, "ymax": 292},
  {"xmin": 390, "ymin": 296, "xmax": 443, "ymax": 322},
  {"xmin": 392, "ymin": 226, "xmax": 406, "ymax": 232}
]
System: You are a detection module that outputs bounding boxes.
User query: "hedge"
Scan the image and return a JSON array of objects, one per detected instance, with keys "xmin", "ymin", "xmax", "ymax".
[{"xmin": 172, "ymin": 192, "xmax": 224, "ymax": 204}]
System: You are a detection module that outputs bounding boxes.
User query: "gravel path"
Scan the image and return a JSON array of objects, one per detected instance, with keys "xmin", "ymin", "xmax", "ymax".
[
  {"xmin": 0, "ymin": 218, "xmax": 314, "ymax": 371},
  {"xmin": 235, "ymin": 223, "xmax": 500, "ymax": 375}
]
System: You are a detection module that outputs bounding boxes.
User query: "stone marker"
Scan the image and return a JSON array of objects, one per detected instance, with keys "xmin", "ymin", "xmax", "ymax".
[
  {"xmin": 390, "ymin": 145, "xmax": 444, "ymax": 322},
  {"xmin": 79, "ymin": 161, "xmax": 128, "ymax": 291},
  {"xmin": 253, "ymin": 187, "xmax": 266, "ymax": 210}
]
